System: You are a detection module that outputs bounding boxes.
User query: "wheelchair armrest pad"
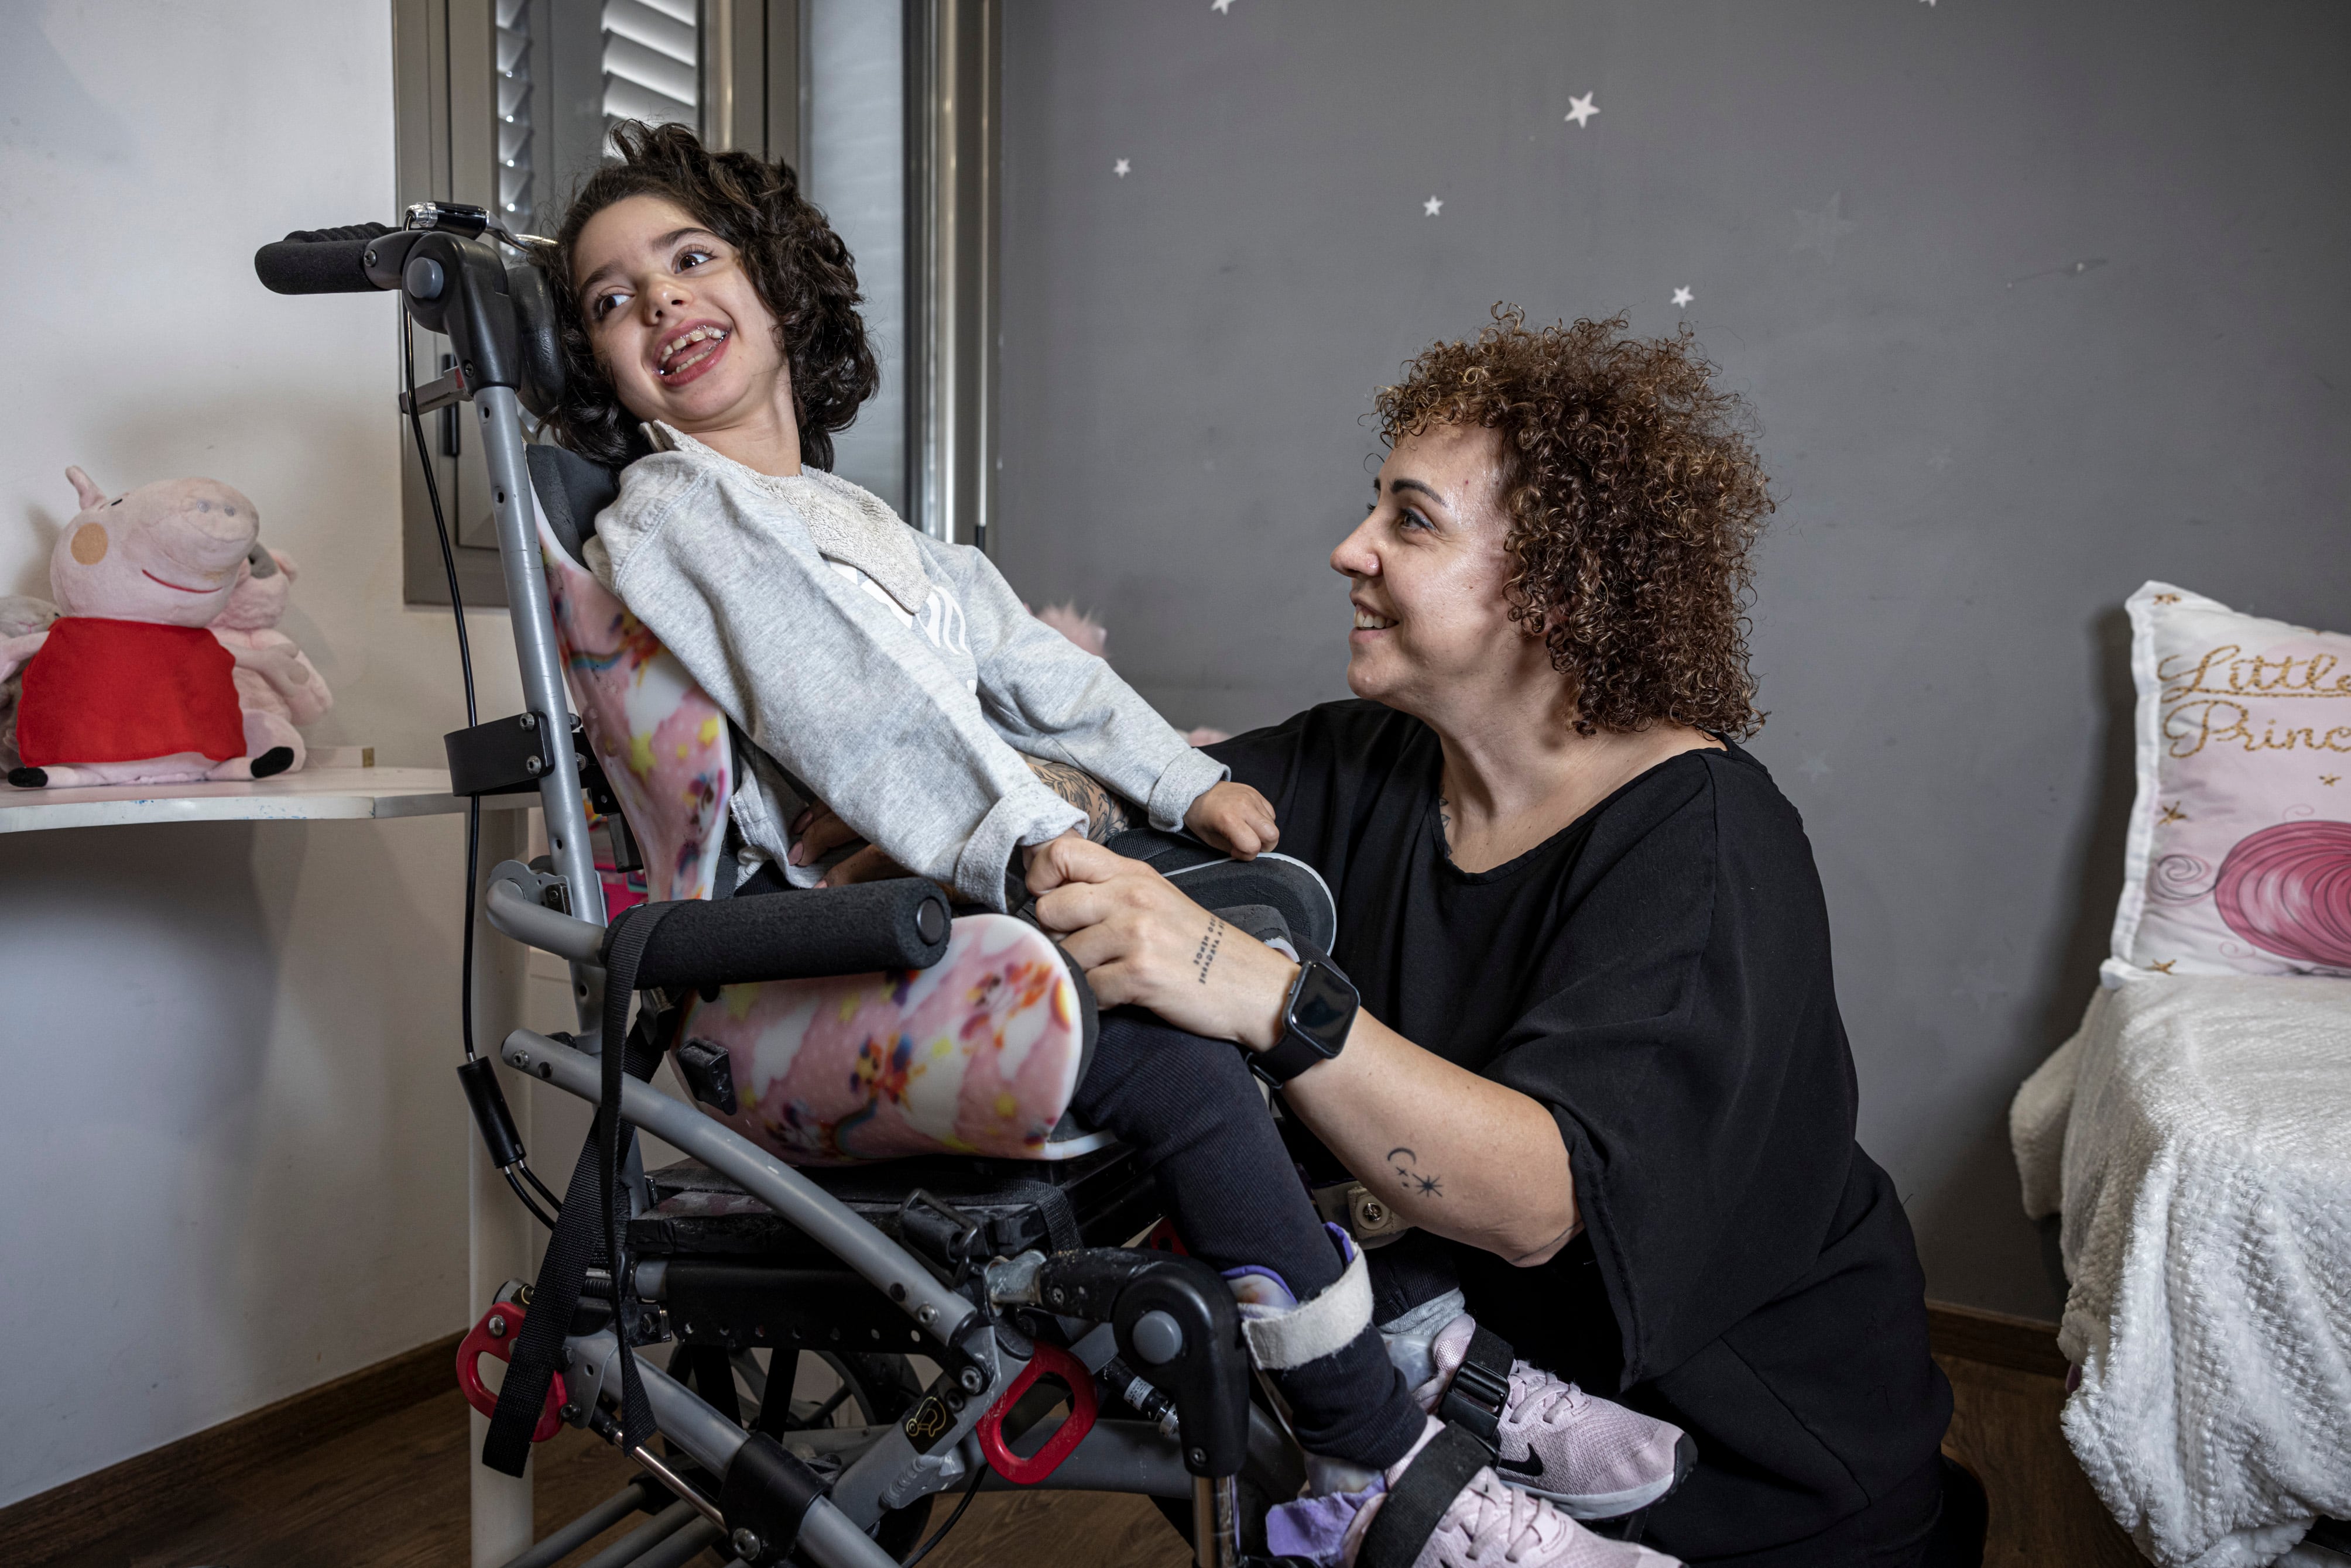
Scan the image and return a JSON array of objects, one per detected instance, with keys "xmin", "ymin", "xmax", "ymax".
[{"xmin": 611, "ymin": 880, "xmax": 952, "ymax": 992}]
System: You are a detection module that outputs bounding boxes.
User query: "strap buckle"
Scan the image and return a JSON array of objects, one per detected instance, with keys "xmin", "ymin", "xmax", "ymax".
[{"xmin": 1435, "ymin": 1326, "xmax": 1514, "ymax": 1452}]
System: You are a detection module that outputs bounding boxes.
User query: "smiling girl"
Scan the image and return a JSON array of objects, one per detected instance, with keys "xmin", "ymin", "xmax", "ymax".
[{"xmin": 541, "ymin": 121, "xmax": 1270, "ymax": 905}]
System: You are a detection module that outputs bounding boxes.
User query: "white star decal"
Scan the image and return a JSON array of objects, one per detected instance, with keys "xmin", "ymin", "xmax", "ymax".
[
  {"xmin": 1113, "ymin": 158, "xmax": 1131, "ymax": 178},
  {"xmin": 1671, "ymin": 286, "xmax": 1693, "ymax": 308},
  {"xmin": 1423, "ymin": 195, "xmax": 1444, "ymax": 217},
  {"xmin": 1564, "ymin": 92, "xmax": 1599, "ymax": 128},
  {"xmin": 1211, "ymin": 0, "xmax": 1233, "ymax": 11},
  {"xmin": 1792, "ymin": 191, "xmax": 1859, "ymax": 263}
]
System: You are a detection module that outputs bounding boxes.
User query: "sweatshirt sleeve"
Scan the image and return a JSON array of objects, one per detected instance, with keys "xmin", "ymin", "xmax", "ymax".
[
  {"xmin": 920, "ymin": 535, "xmax": 1228, "ymax": 832},
  {"xmin": 601, "ymin": 458, "xmax": 1083, "ymax": 908}
]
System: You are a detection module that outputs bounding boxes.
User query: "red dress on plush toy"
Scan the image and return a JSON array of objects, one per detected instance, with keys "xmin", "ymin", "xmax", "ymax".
[{"xmin": 1, "ymin": 466, "xmax": 299, "ymax": 788}]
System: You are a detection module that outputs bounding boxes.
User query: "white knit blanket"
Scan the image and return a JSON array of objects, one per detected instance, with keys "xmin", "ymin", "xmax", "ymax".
[{"xmin": 2012, "ymin": 974, "xmax": 2351, "ymax": 1567}]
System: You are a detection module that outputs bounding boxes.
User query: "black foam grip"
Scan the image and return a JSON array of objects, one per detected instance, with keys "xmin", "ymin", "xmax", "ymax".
[
  {"xmin": 253, "ymin": 224, "xmax": 393, "ymax": 294},
  {"xmin": 617, "ymin": 880, "xmax": 951, "ymax": 992}
]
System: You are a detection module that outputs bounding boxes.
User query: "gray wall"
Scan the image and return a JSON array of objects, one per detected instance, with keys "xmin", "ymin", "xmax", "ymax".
[{"xmin": 993, "ymin": 0, "xmax": 2351, "ymax": 1317}]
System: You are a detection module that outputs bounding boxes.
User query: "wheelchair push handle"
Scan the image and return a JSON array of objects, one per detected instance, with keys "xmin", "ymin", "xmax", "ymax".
[{"xmin": 253, "ymin": 224, "xmax": 399, "ymax": 295}]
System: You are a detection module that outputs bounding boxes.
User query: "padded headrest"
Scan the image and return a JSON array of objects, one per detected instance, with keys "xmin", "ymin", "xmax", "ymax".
[
  {"xmin": 506, "ymin": 259, "xmax": 566, "ymax": 421},
  {"xmin": 526, "ymin": 444, "xmax": 622, "ymax": 567}
]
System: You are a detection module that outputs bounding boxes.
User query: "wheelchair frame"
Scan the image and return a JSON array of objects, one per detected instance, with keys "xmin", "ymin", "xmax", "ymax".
[{"xmin": 257, "ymin": 207, "xmax": 1281, "ymax": 1568}]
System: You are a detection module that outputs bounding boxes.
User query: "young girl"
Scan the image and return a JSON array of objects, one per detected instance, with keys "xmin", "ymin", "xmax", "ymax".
[{"xmin": 538, "ymin": 122, "xmax": 1681, "ymax": 1568}]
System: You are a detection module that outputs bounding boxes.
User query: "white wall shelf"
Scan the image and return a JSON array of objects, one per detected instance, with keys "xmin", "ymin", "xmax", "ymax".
[{"xmin": 0, "ymin": 766, "xmax": 536, "ymax": 835}]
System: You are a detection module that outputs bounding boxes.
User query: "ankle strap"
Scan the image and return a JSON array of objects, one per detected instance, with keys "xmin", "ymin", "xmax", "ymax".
[{"xmin": 1356, "ymin": 1424, "xmax": 1493, "ymax": 1568}]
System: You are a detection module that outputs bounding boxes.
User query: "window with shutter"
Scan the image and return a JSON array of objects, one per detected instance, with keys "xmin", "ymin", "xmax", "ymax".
[
  {"xmin": 391, "ymin": 0, "xmax": 999, "ymax": 604},
  {"xmin": 601, "ymin": 0, "xmax": 700, "ymax": 131}
]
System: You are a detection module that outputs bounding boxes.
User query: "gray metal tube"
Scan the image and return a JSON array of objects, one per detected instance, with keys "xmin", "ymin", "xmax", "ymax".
[
  {"xmin": 782, "ymin": 1415, "xmax": 1189, "ymax": 1497},
  {"xmin": 793, "ymin": 1498, "xmax": 904, "ymax": 1568},
  {"xmin": 1193, "ymin": 1475, "xmax": 1242, "ymax": 1568},
  {"xmin": 635, "ymin": 1354, "xmax": 753, "ymax": 1476},
  {"xmin": 494, "ymin": 1481, "xmax": 656, "ymax": 1568},
  {"xmin": 575, "ymin": 1499, "xmax": 695, "ymax": 1568},
  {"xmin": 485, "ymin": 876, "xmax": 606, "ymax": 965},
  {"xmin": 615, "ymin": 1359, "xmax": 897, "ymax": 1568},
  {"xmin": 975, "ymin": 1417, "xmax": 1193, "ymax": 1498},
  {"xmin": 475, "ymin": 383, "xmax": 607, "ymax": 939},
  {"xmin": 503, "ymin": 1030, "xmax": 978, "ymax": 1343},
  {"xmin": 631, "ymin": 1516, "xmax": 725, "ymax": 1568}
]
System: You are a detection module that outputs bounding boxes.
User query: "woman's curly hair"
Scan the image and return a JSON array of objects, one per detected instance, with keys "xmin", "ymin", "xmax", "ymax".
[
  {"xmin": 536, "ymin": 121, "xmax": 879, "ymax": 470},
  {"xmin": 1375, "ymin": 307, "xmax": 1771, "ymax": 739}
]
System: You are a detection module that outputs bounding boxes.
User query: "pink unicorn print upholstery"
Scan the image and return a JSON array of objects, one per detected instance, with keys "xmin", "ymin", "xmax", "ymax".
[{"xmin": 526, "ymin": 447, "xmax": 1102, "ymax": 1165}]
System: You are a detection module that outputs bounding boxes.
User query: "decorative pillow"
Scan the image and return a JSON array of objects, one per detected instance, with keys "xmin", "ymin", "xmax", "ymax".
[{"xmin": 2109, "ymin": 582, "xmax": 2351, "ymax": 980}]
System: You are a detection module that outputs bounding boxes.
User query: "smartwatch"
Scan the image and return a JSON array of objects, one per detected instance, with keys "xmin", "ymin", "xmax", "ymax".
[{"xmin": 1251, "ymin": 951, "xmax": 1360, "ymax": 1085}]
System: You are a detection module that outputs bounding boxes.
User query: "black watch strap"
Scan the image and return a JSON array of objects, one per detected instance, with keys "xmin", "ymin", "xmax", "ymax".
[
  {"xmin": 1250, "ymin": 952, "xmax": 1358, "ymax": 1085},
  {"xmin": 1252, "ymin": 1020, "xmax": 1329, "ymax": 1085}
]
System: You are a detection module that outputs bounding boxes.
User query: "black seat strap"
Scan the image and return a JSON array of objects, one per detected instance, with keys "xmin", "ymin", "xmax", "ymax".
[
  {"xmin": 595, "ymin": 903, "xmax": 670, "ymax": 1456},
  {"xmin": 481, "ymin": 1124, "xmax": 609, "ymax": 1475},
  {"xmin": 989, "ymin": 1178, "xmax": 1083, "ymax": 1254},
  {"xmin": 1356, "ymin": 1422, "xmax": 1493, "ymax": 1568},
  {"xmin": 482, "ymin": 901, "xmax": 674, "ymax": 1475}
]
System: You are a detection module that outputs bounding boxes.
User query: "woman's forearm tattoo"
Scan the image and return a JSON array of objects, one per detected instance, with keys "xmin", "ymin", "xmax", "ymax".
[
  {"xmin": 1389, "ymin": 1145, "xmax": 1443, "ymax": 1199},
  {"xmin": 1192, "ymin": 917, "xmax": 1226, "ymax": 983},
  {"xmin": 1024, "ymin": 758, "xmax": 1134, "ymax": 843}
]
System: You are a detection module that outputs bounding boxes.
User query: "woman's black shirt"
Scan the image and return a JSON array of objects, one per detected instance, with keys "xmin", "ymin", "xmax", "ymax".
[{"xmin": 1209, "ymin": 701, "xmax": 1951, "ymax": 1566}]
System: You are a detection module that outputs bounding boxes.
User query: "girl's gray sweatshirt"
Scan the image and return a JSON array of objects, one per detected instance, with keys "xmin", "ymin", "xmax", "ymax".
[{"xmin": 585, "ymin": 423, "xmax": 1226, "ymax": 908}]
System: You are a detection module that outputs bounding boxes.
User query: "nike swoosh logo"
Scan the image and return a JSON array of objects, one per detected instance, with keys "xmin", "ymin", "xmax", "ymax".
[{"xmin": 1495, "ymin": 1452, "xmax": 1544, "ymax": 1478}]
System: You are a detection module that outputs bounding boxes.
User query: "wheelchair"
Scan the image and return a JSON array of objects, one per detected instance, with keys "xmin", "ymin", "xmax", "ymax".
[{"xmin": 256, "ymin": 206, "xmax": 1332, "ymax": 1568}]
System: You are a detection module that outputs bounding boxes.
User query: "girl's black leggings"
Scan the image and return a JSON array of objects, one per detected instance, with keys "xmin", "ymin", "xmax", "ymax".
[{"xmin": 1070, "ymin": 1007, "xmax": 1427, "ymax": 1471}]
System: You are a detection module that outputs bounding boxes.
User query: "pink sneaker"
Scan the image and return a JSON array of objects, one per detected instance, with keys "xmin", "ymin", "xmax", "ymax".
[
  {"xmin": 1339, "ymin": 1419, "xmax": 1683, "ymax": 1568},
  {"xmin": 1414, "ymin": 1315, "xmax": 1692, "ymax": 1519}
]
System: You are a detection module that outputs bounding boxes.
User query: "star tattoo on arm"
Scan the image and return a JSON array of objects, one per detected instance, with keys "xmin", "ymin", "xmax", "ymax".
[{"xmin": 1388, "ymin": 1146, "xmax": 1442, "ymax": 1199}]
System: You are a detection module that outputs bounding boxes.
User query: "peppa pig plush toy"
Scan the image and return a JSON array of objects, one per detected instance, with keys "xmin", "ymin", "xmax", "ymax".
[
  {"xmin": 0, "ymin": 593, "xmax": 59, "ymax": 772},
  {"xmin": 210, "ymin": 546, "xmax": 331, "ymax": 774},
  {"xmin": 2, "ymin": 466, "xmax": 297, "ymax": 788}
]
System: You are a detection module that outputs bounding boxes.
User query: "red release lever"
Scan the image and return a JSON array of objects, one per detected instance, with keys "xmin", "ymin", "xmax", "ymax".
[
  {"xmin": 974, "ymin": 1341, "xmax": 1099, "ymax": 1485},
  {"xmin": 457, "ymin": 1300, "xmax": 567, "ymax": 1443}
]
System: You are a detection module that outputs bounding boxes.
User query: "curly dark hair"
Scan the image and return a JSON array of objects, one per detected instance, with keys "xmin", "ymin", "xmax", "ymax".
[
  {"xmin": 536, "ymin": 121, "xmax": 879, "ymax": 471},
  {"xmin": 1373, "ymin": 307, "xmax": 1772, "ymax": 739}
]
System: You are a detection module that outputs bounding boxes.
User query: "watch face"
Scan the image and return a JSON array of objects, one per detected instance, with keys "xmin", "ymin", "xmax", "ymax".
[{"xmin": 1289, "ymin": 962, "xmax": 1357, "ymax": 1053}]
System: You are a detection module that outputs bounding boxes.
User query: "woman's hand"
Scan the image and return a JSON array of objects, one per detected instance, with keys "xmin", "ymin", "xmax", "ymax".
[
  {"xmin": 1183, "ymin": 781, "xmax": 1279, "ymax": 859},
  {"xmin": 1026, "ymin": 836, "xmax": 1298, "ymax": 1047}
]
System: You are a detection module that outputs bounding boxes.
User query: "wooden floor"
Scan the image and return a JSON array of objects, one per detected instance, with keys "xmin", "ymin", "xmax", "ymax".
[{"xmin": 32, "ymin": 1354, "xmax": 2138, "ymax": 1567}]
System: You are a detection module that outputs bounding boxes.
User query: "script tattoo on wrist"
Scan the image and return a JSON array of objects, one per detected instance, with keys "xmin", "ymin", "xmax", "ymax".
[
  {"xmin": 1388, "ymin": 1145, "xmax": 1443, "ymax": 1199},
  {"xmin": 1025, "ymin": 758, "xmax": 1134, "ymax": 844},
  {"xmin": 1191, "ymin": 917, "xmax": 1226, "ymax": 984}
]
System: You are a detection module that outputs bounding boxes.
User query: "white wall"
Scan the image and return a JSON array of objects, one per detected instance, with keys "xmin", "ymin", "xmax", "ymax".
[{"xmin": 0, "ymin": 2, "xmax": 528, "ymax": 1508}]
